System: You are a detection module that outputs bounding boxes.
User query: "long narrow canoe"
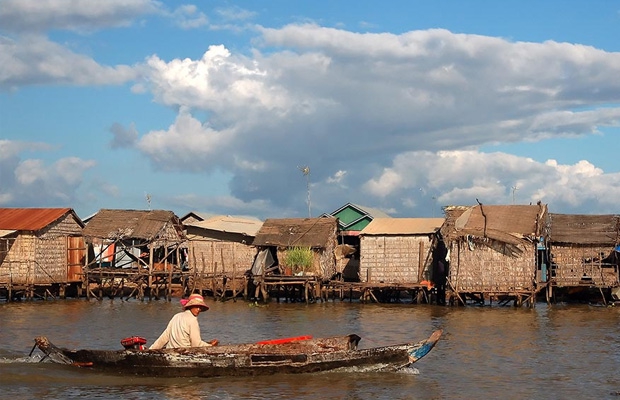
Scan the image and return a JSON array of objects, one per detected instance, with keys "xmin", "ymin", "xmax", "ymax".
[{"xmin": 33, "ymin": 330, "xmax": 442, "ymax": 378}]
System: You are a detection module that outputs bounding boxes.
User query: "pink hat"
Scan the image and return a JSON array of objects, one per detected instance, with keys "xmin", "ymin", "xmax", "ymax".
[{"xmin": 181, "ymin": 293, "xmax": 209, "ymax": 311}]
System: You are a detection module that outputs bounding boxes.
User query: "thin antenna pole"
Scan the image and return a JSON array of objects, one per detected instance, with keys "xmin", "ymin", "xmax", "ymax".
[{"xmin": 299, "ymin": 166, "xmax": 311, "ymax": 217}]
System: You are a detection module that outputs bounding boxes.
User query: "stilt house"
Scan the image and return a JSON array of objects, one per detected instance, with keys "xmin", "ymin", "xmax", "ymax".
[
  {"xmin": 441, "ymin": 203, "xmax": 547, "ymax": 304},
  {"xmin": 359, "ymin": 218, "xmax": 445, "ymax": 284},
  {"xmin": 252, "ymin": 218, "xmax": 338, "ymax": 278},
  {"xmin": 547, "ymin": 213, "xmax": 620, "ymax": 289},
  {"xmin": 82, "ymin": 209, "xmax": 186, "ymax": 273},
  {"xmin": 0, "ymin": 208, "xmax": 85, "ymax": 294},
  {"xmin": 323, "ymin": 203, "xmax": 392, "ymax": 281},
  {"xmin": 184, "ymin": 215, "xmax": 263, "ymax": 277}
]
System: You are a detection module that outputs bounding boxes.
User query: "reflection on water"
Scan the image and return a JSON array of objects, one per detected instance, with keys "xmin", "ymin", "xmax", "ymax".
[{"xmin": 1, "ymin": 299, "xmax": 620, "ymax": 399}]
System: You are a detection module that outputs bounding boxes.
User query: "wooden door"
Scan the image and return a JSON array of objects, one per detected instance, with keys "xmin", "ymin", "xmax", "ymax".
[{"xmin": 67, "ymin": 236, "xmax": 86, "ymax": 282}]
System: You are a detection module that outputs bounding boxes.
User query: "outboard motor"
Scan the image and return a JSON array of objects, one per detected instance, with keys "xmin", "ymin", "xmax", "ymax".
[{"xmin": 121, "ymin": 336, "xmax": 147, "ymax": 350}]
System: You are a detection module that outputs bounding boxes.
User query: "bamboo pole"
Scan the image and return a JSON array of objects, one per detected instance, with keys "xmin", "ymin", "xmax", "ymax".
[
  {"xmin": 220, "ymin": 248, "xmax": 226, "ymax": 300},
  {"xmin": 148, "ymin": 247, "xmax": 154, "ymax": 300}
]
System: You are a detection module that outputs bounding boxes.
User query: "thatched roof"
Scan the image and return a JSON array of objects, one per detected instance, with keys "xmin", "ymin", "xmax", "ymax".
[
  {"xmin": 253, "ymin": 218, "xmax": 337, "ymax": 248},
  {"xmin": 0, "ymin": 208, "xmax": 83, "ymax": 231},
  {"xmin": 83, "ymin": 209, "xmax": 183, "ymax": 241},
  {"xmin": 360, "ymin": 218, "xmax": 444, "ymax": 235},
  {"xmin": 442, "ymin": 204, "xmax": 547, "ymax": 245},
  {"xmin": 548, "ymin": 213, "xmax": 620, "ymax": 245}
]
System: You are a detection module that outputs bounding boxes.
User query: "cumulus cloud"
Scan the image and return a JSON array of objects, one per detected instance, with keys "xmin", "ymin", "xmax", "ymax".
[
  {"xmin": 0, "ymin": 35, "xmax": 137, "ymax": 90},
  {"xmin": 362, "ymin": 150, "xmax": 620, "ymax": 215},
  {"xmin": 136, "ymin": 107, "xmax": 238, "ymax": 172},
  {"xmin": 0, "ymin": 0, "xmax": 162, "ymax": 33},
  {"xmin": 0, "ymin": 140, "xmax": 96, "ymax": 207},
  {"xmin": 133, "ymin": 24, "xmax": 620, "ymax": 215},
  {"xmin": 170, "ymin": 4, "xmax": 208, "ymax": 29},
  {"xmin": 4, "ymin": 13, "xmax": 620, "ymax": 217},
  {"xmin": 110, "ymin": 122, "xmax": 139, "ymax": 149}
]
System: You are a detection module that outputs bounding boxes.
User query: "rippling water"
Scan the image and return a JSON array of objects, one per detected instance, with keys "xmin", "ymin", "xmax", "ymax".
[{"xmin": 1, "ymin": 298, "xmax": 619, "ymax": 399}]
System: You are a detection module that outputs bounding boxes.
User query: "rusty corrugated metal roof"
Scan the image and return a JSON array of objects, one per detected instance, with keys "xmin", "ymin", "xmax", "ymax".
[
  {"xmin": 253, "ymin": 218, "xmax": 337, "ymax": 248},
  {"xmin": 549, "ymin": 213, "xmax": 620, "ymax": 245},
  {"xmin": 83, "ymin": 209, "xmax": 183, "ymax": 241},
  {"xmin": 185, "ymin": 215, "xmax": 263, "ymax": 236},
  {"xmin": 360, "ymin": 218, "xmax": 444, "ymax": 235},
  {"xmin": 0, "ymin": 208, "xmax": 81, "ymax": 231}
]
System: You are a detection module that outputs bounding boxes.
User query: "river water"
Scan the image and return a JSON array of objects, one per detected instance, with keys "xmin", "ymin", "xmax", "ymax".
[{"xmin": 1, "ymin": 298, "xmax": 619, "ymax": 399}]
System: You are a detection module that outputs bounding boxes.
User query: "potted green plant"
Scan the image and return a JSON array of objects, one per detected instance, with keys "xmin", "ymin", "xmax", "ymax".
[{"xmin": 284, "ymin": 247, "xmax": 314, "ymax": 275}]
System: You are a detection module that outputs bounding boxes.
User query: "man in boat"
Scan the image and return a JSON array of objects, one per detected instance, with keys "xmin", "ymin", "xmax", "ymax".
[{"xmin": 149, "ymin": 294, "xmax": 219, "ymax": 349}]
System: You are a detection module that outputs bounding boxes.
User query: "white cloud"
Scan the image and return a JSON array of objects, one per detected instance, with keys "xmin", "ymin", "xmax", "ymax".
[
  {"xmin": 137, "ymin": 108, "xmax": 235, "ymax": 171},
  {"xmin": 0, "ymin": 140, "xmax": 96, "ymax": 207},
  {"xmin": 132, "ymin": 25, "xmax": 620, "ymax": 216},
  {"xmin": 4, "ymin": 16, "xmax": 620, "ymax": 218},
  {"xmin": 0, "ymin": 0, "xmax": 162, "ymax": 33},
  {"xmin": 143, "ymin": 45, "xmax": 291, "ymax": 116},
  {"xmin": 362, "ymin": 150, "xmax": 620, "ymax": 214},
  {"xmin": 0, "ymin": 35, "xmax": 137, "ymax": 89},
  {"xmin": 326, "ymin": 170, "xmax": 347, "ymax": 185},
  {"xmin": 214, "ymin": 6, "xmax": 257, "ymax": 22},
  {"xmin": 170, "ymin": 4, "xmax": 208, "ymax": 29}
]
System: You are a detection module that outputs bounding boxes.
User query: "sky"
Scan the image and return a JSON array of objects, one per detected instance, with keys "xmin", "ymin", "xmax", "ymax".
[{"xmin": 1, "ymin": 0, "xmax": 620, "ymax": 220}]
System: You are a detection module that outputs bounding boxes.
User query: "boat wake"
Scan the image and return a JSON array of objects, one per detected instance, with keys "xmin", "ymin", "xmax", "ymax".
[
  {"xmin": 0, "ymin": 354, "xmax": 45, "ymax": 364},
  {"xmin": 397, "ymin": 366, "xmax": 420, "ymax": 375},
  {"xmin": 327, "ymin": 363, "xmax": 421, "ymax": 374}
]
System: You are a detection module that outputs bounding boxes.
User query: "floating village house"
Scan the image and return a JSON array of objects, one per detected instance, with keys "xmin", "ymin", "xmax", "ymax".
[
  {"xmin": 0, "ymin": 208, "xmax": 85, "ymax": 299},
  {"xmin": 358, "ymin": 218, "xmax": 445, "ymax": 284},
  {"xmin": 252, "ymin": 218, "xmax": 339, "ymax": 278},
  {"xmin": 184, "ymin": 215, "xmax": 263, "ymax": 297},
  {"xmin": 547, "ymin": 213, "xmax": 620, "ymax": 300},
  {"xmin": 440, "ymin": 203, "xmax": 548, "ymax": 306},
  {"xmin": 323, "ymin": 203, "xmax": 391, "ymax": 281},
  {"xmin": 81, "ymin": 209, "xmax": 186, "ymax": 299}
]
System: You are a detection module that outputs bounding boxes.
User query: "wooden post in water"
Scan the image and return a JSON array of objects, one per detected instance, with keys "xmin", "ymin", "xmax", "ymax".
[
  {"xmin": 148, "ymin": 247, "xmax": 154, "ymax": 300},
  {"xmin": 231, "ymin": 246, "xmax": 236, "ymax": 301}
]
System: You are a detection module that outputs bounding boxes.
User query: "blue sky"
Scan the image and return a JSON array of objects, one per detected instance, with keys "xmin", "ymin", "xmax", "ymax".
[{"xmin": 1, "ymin": 0, "xmax": 620, "ymax": 220}]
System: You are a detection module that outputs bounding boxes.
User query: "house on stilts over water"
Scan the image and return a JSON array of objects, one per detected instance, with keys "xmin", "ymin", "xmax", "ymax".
[
  {"xmin": 546, "ymin": 213, "xmax": 620, "ymax": 304},
  {"xmin": 356, "ymin": 217, "xmax": 445, "ymax": 303},
  {"xmin": 183, "ymin": 214, "xmax": 263, "ymax": 299},
  {"xmin": 250, "ymin": 217, "xmax": 339, "ymax": 302},
  {"xmin": 81, "ymin": 209, "xmax": 186, "ymax": 300},
  {"xmin": 440, "ymin": 202, "xmax": 548, "ymax": 307},
  {"xmin": 0, "ymin": 208, "xmax": 85, "ymax": 301}
]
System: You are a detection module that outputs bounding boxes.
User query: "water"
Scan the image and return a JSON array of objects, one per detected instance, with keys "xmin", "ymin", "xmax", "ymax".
[{"xmin": 1, "ymin": 298, "xmax": 620, "ymax": 399}]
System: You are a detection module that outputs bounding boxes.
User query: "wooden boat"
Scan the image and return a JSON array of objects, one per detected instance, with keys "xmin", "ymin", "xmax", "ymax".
[{"xmin": 32, "ymin": 329, "xmax": 442, "ymax": 378}]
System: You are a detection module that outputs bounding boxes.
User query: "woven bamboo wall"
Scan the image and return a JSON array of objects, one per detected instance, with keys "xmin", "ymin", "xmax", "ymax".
[
  {"xmin": 450, "ymin": 239, "xmax": 536, "ymax": 292},
  {"xmin": 359, "ymin": 235, "xmax": 429, "ymax": 283},
  {"xmin": 551, "ymin": 245, "xmax": 618, "ymax": 287},
  {"xmin": 0, "ymin": 234, "xmax": 35, "ymax": 284},
  {"xmin": 33, "ymin": 235, "xmax": 67, "ymax": 284},
  {"xmin": 0, "ymin": 214, "xmax": 82, "ymax": 285},
  {"xmin": 190, "ymin": 239, "xmax": 256, "ymax": 276},
  {"xmin": 35, "ymin": 214, "xmax": 82, "ymax": 284},
  {"xmin": 320, "ymin": 230, "xmax": 337, "ymax": 278}
]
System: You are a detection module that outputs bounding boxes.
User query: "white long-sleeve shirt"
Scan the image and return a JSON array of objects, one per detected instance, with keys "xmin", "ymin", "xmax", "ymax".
[{"xmin": 149, "ymin": 310, "xmax": 212, "ymax": 349}]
